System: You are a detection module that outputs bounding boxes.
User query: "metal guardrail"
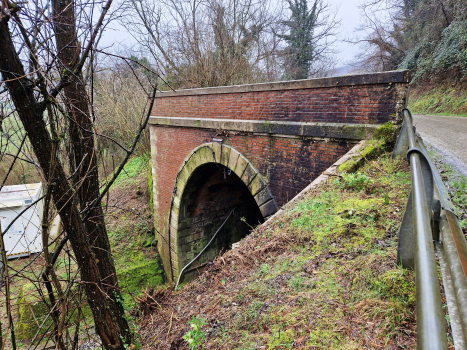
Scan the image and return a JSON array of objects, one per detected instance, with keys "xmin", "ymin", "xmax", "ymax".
[{"xmin": 393, "ymin": 109, "xmax": 467, "ymax": 350}]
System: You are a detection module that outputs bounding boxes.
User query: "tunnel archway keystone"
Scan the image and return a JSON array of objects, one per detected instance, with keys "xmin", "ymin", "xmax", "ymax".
[{"xmin": 168, "ymin": 143, "xmax": 278, "ymax": 280}]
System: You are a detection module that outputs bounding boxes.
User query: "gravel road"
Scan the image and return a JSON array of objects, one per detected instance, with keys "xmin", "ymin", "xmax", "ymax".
[{"xmin": 413, "ymin": 114, "xmax": 467, "ymax": 177}]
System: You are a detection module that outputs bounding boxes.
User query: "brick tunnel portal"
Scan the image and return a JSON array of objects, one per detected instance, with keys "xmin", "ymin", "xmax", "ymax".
[{"xmin": 177, "ymin": 162, "xmax": 264, "ymax": 282}]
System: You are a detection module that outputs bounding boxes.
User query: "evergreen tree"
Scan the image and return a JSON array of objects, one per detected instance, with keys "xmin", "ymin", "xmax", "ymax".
[{"xmin": 279, "ymin": 0, "xmax": 319, "ymax": 80}]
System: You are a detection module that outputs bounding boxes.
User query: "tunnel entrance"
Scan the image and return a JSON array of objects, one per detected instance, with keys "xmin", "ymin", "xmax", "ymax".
[{"xmin": 177, "ymin": 163, "xmax": 264, "ymax": 282}]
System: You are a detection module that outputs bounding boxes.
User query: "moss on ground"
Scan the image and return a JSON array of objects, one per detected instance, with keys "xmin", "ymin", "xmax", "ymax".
[
  {"xmin": 138, "ymin": 152, "xmax": 423, "ymax": 349},
  {"xmin": 409, "ymin": 85, "xmax": 467, "ymax": 116},
  {"xmin": 119, "ymin": 260, "xmax": 164, "ymax": 294},
  {"xmin": 16, "ymin": 284, "xmax": 51, "ymax": 340}
]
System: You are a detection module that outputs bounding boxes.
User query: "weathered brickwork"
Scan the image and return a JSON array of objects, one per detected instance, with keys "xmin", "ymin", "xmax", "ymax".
[
  {"xmin": 152, "ymin": 71, "xmax": 409, "ymax": 124},
  {"xmin": 149, "ymin": 71, "xmax": 409, "ymax": 282}
]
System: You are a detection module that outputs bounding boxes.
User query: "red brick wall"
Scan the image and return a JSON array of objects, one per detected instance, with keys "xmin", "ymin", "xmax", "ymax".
[
  {"xmin": 150, "ymin": 72, "xmax": 409, "ymax": 280},
  {"xmin": 151, "ymin": 125, "xmax": 353, "ymax": 236},
  {"xmin": 152, "ymin": 84, "xmax": 402, "ymax": 124}
]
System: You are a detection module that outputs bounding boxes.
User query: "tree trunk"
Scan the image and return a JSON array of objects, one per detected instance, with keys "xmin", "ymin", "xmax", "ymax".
[{"xmin": 0, "ymin": 9, "xmax": 131, "ymax": 350}]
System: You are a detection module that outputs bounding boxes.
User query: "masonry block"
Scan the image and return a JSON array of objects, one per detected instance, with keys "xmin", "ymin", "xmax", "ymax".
[
  {"xmin": 220, "ymin": 144, "xmax": 231, "ymax": 167},
  {"xmin": 248, "ymin": 174, "xmax": 267, "ymax": 197},
  {"xmin": 254, "ymin": 186, "xmax": 274, "ymax": 207},
  {"xmin": 242, "ymin": 163, "xmax": 258, "ymax": 187},
  {"xmin": 228, "ymin": 147, "xmax": 240, "ymax": 170},
  {"xmin": 198, "ymin": 145, "xmax": 215, "ymax": 165},
  {"xmin": 260, "ymin": 199, "xmax": 279, "ymax": 218},
  {"xmin": 211, "ymin": 142, "xmax": 223, "ymax": 163},
  {"xmin": 234, "ymin": 155, "xmax": 248, "ymax": 178}
]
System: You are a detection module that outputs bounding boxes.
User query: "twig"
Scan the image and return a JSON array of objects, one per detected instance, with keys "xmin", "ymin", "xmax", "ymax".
[
  {"xmin": 166, "ymin": 312, "xmax": 174, "ymax": 339},
  {"xmin": 0, "ymin": 67, "xmax": 42, "ymax": 84},
  {"xmin": 82, "ymin": 82, "xmax": 158, "ymax": 220}
]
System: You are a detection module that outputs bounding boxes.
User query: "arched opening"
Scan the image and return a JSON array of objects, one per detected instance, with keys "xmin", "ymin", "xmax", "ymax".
[{"xmin": 177, "ymin": 163, "xmax": 264, "ymax": 282}]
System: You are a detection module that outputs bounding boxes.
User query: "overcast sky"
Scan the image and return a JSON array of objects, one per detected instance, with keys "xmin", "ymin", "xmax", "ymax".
[
  {"xmin": 330, "ymin": 0, "xmax": 362, "ymax": 66},
  {"xmin": 101, "ymin": 0, "xmax": 364, "ymax": 68}
]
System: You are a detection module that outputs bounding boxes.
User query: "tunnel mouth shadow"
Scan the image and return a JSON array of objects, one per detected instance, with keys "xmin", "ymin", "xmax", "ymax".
[{"xmin": 177, "ymin": 163, "xmax": 264, "ymax": 283}]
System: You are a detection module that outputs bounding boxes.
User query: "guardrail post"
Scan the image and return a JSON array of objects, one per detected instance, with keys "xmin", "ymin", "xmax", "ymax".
[
  {"xmin": 393, "ymin": 116, "xmax": 409, "ymax": 158},
  {"xmin": 431, "ymin": 199, "xmax": 441, "ymax": 241},
  {"xmin": 397, "ymin": 191, "xmax": 415, "ymax": 269},
  {"xmin": 396, "ymin": 109, "xmax": 448, "ymax": 350}
]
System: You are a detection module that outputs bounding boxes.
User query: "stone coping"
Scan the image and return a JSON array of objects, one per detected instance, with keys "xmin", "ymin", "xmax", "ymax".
[
  {"xmin": 149, "ymin": 116, "xmax": 381, "ymax": 140},
  {"xmin": 155, "ymin": 70, "xmax": 409, "ymax": 97}
]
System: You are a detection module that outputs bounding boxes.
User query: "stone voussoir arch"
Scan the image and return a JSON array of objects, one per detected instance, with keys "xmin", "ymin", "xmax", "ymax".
[{"xmin": 167, "ymin": 142, "xmax": 278, "ymax": 279}]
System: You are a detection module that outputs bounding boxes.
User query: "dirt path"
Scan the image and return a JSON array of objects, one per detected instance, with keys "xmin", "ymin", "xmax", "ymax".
[{"xmin": 413, "ymin": 114, "xmax": 467, "ymax": 177}]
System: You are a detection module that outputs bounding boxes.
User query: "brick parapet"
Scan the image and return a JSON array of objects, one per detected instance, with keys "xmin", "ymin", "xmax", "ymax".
[{"xmin": 152, "ymin": 70, "xmax": 409, "ymax": 125}]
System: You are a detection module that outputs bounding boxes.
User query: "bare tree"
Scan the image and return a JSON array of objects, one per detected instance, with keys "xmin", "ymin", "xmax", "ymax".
[
  {"xmin": 120, "ymin": 0, "xmax": 284, "ymax": 88},
  {"xmin": 0, "ymin": 0, "xmax": 157, "ymax": 348},
  {"xmin": 349, "ymin": 0, "xmax": 465, "ymax": 73}
]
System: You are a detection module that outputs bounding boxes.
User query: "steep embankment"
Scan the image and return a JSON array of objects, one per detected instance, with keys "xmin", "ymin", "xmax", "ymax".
[
  {"xmin": 104, "ymin": 155, "xmax": 164, "ymax": 296},
  {"xmin": 409, "ymin": 84, "xmax": 467, "ymax": 117},
  {"xmin": 137, "ymin": 146, "xmax": 424, "ymax": 349}
]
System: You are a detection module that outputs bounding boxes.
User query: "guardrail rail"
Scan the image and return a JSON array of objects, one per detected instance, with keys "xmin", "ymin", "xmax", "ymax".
[{"xmin": 393, "ymin": 108, "xmax": 467, "ymax": 350}]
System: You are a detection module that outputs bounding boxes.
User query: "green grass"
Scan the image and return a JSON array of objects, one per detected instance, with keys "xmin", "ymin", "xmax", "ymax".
[
  {"xmin": 105, "ymin": 153, "xmax": 151, "ymax": 188},
  {"xmin": 0, "ymin": 117, "xmax": 41, "ymax": 185},
  {"xmin": 435, "ymin": 156, "xmax": 467, "ymax": 228},
  {"xmin": 409, "ymin": 86, "xmax": 467, "ymax": 116}
]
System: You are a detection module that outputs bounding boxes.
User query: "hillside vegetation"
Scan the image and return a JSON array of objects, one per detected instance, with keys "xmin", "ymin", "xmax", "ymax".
[
  {"xmin": 409, "ymin": 84, "xmax": 467, "ymax": 116},
  {"xmin": 5, "ymin": 155, "xmax": 164, "ymax": 348},
  {"xmin": 359, "ymin": 0, "xmax": 466, "ymax": 115},
  {"xmin": 136, "ymin": 149, "xmax": 428, "ymax": 349}
]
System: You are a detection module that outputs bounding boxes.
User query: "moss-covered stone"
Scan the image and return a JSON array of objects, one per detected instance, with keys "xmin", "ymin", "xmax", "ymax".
[
  {"xmin": 360, "ymin": 140, "xmax": 384, "ymax": 159},
  {"xmin": 17, "ymin": 283, "xmax": 92, "ymax": 341},
  {"xmin": 338, "ymin": 159, "xmax": 358, "ymax": 174},
  {"xmin": 118, "ymin": 259, "xmax": 164, "ymax": 294},
  {"xmin": 373, "ymin": 122, "xmax": 397, "ymax": 144},
  {"xmin": 338, "ymin": 138, "xmax": 385, "ymax": 175}
]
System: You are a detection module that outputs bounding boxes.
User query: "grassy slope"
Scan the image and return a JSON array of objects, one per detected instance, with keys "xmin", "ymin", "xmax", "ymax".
[
  {"xmin": 138, "ymin": 151, "xmax": 426, "ymax": 349},
  {"xmin": 409, "ymin": 84, "xmax": 467, "ymax": 117},
  {"xmin": 0, "ymin": 117, "xmax": 42, "ymax": 185}
]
